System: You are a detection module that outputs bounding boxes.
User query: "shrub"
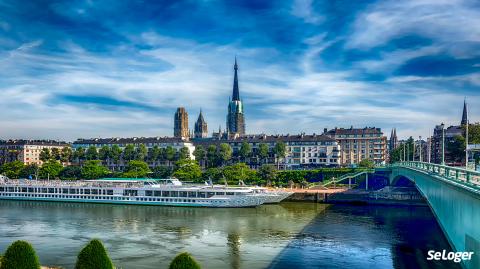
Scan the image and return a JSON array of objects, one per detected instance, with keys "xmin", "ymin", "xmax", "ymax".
[
  {"xmin": 169, "ymin": 252, "xmax": 201, "ymax": 269},
  {"xmin": 75, "ymin": 239, "xmax": 114, "ymax": 269},
  {"xmin": 0, "ymin": 240, "xmax": 40, "ymax": 269}
]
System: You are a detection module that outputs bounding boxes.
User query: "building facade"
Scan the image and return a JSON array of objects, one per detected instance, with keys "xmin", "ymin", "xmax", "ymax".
[
  {"xmin": 325, "ymin": 127, "xmax": 388, "ymax": 165},
  {"xmin": 226, "ymin": 58, "xmax": 245, "ymax": 136},
  {"xmin": 174, "ymin": 107, "xmax": 189, "ymax": 139},
  {"xmin": 194, "ymin": 110, "xmax": 208, "ymax": 138},
  {"xmin": 430, "ymin": 100, "xmax": 468, "ymax": 165},
  {"xmin": 73, "ymin": 137, "xmax": 195, "ymax": 170},
  {"xmin": 194, "ymin": 133, "xmax": 340, "ymax": 169},
  {"xmin": 0, "ymin": 140, "xmax": 70, "ymax": 166}
]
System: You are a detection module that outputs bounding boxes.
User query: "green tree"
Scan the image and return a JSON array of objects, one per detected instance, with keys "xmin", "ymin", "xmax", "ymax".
[
  {"xmin": 73, "ymin": 147, "xmax": 86, "ymax": 164},
  {"xmin": 169, "ymin": 252, "xmax": 201, "ymax": 269},
  {"xmin": 60, "ymin": 166, "xmax": 82, "ymax": 180},
  {"xmin": 39, "ymin": 161, "xmax": 63, "ymax": 179},
  {"xmin": 135, "ymin": 144, "xmax": 148, "ymax": 161},
  {"xmin": 39, "ymin": 148, "xmax": 51, "ymax": 163},
  {"xmin": 179, "ymin": 147, "xmax": 190, "ymax": 160},
  {"xmin": 51, "ymin": 148, "xmax": 61, "ymax": 161},
  {"xmin": 359, "ymin": 159, "xmax": 375, "ymax": 168},
  {"xmin": 75, "ymin": 239, "xmax": 114, "ymax": 269},
  {"xmin": 86, "ymin": 146, "xmax": 98, "ymax": 161},
  {"xmin": 151, "ymin": 166, "xmax": 172, "ymax": 178},
  {"xmin": 61, "ymin": 146, "xmax": 73, "ymax": 163},
  {"xmin": 98, "ymin": 146, "xmax": 111, "ymax": 164},
  {"xmin": 239, "ymin": 142, "xmax": 251, "ymax": 162},
  {"xmin": 165, "ymin": 146, "xmax": 176, "ymax": 167},
  {"xmin": 202, "ymin": 167, "xmax": 223, "ymax": 183},
  {"xmin": 173, "ymin": 159, "xmax": 202, "ymax": 181},
  {"xmin": 207, "ymin": 145, "xmax": 218, "ymax": 168},
  {"xmin": 123, "ymin": 144, "xmax": 136, "ymax": 161},
  {"xmin": 20, "ymin": 164, "xmax": 39, "ymax": 179},
  {"xmin": 193, "ymin": 145, "xmax": 206, "ymax": 166},
  {"xmin": 122, "ymin": 160, "xmax": 151, "ymax": 178},
  {"xmin": 110, "ymin": 145, "xmax": 122, "ymax": 170},
  {"xmin": 81, "ymin": 160, "xmax": 110, "ymax": 180},
  {"xmin": 273, "ymin": 141, "xmax": 287, "ymax": 169},
  {"xmin": 258, "ymin": 164, "xmax": 277, "ymax": 185},
  {"xmin": 0, "ymin": 161, "xmax": 25, "ymax": 179},
  {"xmin": 447, "ymin": 135, "xmax": 465, "ymax": 163},
  {"xmin": 258, "ymin": 143, "xmax": 269, "ymax": 164},
  {"xmin": 218, "ymin": 143, "xmax": 232, "ymax": 166},
  {"xmin": 149, "ymin": 145, "xmax": 162, "ymax": 164},
  {"xmin": 222, "ymin": 163, "xmax": 253, "ymax": 183},
  {"xmin": 0, "ymin": 240, "xmax": 40, "ymax": 269},
  {"xmin": 389, "ymin": 147, "xmax": 402, "ymax": 164}
]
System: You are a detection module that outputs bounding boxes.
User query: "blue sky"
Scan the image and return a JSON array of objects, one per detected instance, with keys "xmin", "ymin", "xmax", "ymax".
[{"xmin": 0, "ymin": 0, "xmax": 479, "ymax": 141}]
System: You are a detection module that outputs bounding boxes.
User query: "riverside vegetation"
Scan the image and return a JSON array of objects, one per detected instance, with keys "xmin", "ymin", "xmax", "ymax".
[
  {"xmin": 0, "ymin": 240, "xmax": 201, "ymax": 269},
  {"xmin": 0, "ymin": 142, "xmax": 372, "ymax": 187}
]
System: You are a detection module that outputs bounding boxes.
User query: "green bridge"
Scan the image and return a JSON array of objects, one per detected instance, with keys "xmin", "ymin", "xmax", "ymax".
[{"xmin": 380, "ymin": 162, "xmax": 480, "ymax": 269}]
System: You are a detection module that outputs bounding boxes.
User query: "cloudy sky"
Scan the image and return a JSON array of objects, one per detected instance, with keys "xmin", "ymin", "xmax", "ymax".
[{"xmin": 0, "ymin": 0, "xmax": 479, "ymax": 141}]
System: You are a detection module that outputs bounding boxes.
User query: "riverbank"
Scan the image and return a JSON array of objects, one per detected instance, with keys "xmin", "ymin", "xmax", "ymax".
[{"xmin": 286, "ymin": 187, "xmax": 427, "ymax": 206}]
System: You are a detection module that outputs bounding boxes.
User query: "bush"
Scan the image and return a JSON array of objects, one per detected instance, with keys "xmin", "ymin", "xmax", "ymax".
[
  {"xmin": 75, "ymin": 239, "xmax": 114, "ymax": 269},
  {"xmin": 0, "ymin": 240, "xmax": 40, "ymax": 269},
  {"xmin": 169, "ymin": 252, "xmax": 201, "ymax": 269}
]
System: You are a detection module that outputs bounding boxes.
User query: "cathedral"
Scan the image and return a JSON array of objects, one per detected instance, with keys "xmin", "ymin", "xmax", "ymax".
[
  {"xmin": 173, "ymin": 58, "xmax": 246, "ymax": 139},
  {"xmin": 226, "ymin": 58, "xmax": 246, "ymax": 136}
]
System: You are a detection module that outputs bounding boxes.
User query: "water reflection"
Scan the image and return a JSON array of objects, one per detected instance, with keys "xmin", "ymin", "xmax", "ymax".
[{"xmin": 0, "ymin": 201, "xmax": 326, "ymax": 269}]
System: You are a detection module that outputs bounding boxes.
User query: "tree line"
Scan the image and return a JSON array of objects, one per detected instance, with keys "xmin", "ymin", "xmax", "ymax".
[{"xmin": 0, "ymin": 239, "xmax": 201, "ymax": 269}]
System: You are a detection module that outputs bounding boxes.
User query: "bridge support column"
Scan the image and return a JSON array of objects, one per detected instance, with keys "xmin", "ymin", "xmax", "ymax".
[
  {"xmin": 348, "ymin": 178, "xmax": 351, "ymax": 189},
  {"xmin": 365, "ymin": 173, "xmax": 368, "ymax": 190}
]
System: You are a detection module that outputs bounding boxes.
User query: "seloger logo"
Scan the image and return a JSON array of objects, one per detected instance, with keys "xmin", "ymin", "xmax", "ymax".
[{"xmin": 427, "ymin": 250, "xmax": 475, "ymax": 263}]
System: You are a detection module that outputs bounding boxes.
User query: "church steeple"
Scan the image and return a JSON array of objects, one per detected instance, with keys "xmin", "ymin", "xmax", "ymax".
[
  {"xmin": 232, "ymin": 57, "xmax": 240, "ymax": 101},
  {"xmin": 194, "ymin": 109, "xmax": 208, "ymax": 139},
  {"xmin": 461, "ymin": 98, "xmax": 468, "ymax": 125}
]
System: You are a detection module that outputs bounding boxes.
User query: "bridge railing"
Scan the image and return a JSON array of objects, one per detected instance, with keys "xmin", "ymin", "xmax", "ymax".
[{"xmin": 393, "ymin": 161, "xmax": 480, "ymax": 188}]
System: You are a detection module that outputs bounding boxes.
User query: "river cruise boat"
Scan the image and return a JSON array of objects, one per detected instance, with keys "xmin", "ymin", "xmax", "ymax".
[{"xmin": 0, "ymin": 178, "xmax": 269, "ymax": 208}]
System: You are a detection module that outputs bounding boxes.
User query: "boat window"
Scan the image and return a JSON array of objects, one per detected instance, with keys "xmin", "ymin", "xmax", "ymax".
[
  {"xmin": 107, "ymin": 190, "xmax": 113, "ymax": 195},
  {"xmin": 21, "ymin": 187, "xmax": 27, "ymax": 192},
  {"xmin": 171, "ymin": 191, "xmax": 178, "ymax": 197},
  {"xmin": 163, "ymin": 191, "xmax": 170, "ymax": 197},
  {"xmin": 145, "ymin": 190, "xmax": 152, "ymax": 196},
  {"xmin": 154, "ymin": 191, "xmax": 161, "ymax": 197},
  {"xmin": 226, "ymin": 192, "xmax": 234, "ymax": 195},
  {"xmin": 179, "ymin": 191, "xmax": 188, "ymax": 197},
  {"xmin": 62, "ymin": 188, "xmax": 68, "ymax": 194},
  {"xmin": 84, "ymin": 189, "xmax": 90, "ymax": 195},
  {"xmin": 91, "ymin": 189, "xmax": 98, "ymax": 195},
  {"xmin": 0, "ymin": 187, "xmax": 4, "ymax": 192},
  {"xmin": 69, "ymin": 189, "xmax": 76, "ymax": 194},
  {"xmin": 206, "ymin": 192, "xmax": 215, "ymax": 198},
  {"xmin": 187, "ymin": 192, "xmax": 196, "ymax": 197}
]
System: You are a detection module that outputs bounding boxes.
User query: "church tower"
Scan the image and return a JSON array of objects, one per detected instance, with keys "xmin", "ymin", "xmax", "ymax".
[
  {"xmin": 194, "ymin": 109, "xmax": 208, "ymax": 138},
  {"xmin": 226, "ymin": 57, "xmax": 246, "ymax": 135},
  {"xmin": 174, "ymin": 107, "xmax": 189, "ymax": 139}
]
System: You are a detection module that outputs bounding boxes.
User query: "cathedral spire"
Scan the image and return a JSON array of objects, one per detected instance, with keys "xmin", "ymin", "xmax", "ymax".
[
  {"xmin": 461, "ymin": 98, "xmax": 468, "ymax": 125},
  {"xmin": 232, "ymin": 57, "xmax": 240, "ymax": 101}
]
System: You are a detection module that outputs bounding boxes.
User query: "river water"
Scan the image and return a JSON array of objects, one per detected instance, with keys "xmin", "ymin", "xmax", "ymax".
[{"xmin": 0, "ymin": 201, "xmax": 459, "ymax": 269}]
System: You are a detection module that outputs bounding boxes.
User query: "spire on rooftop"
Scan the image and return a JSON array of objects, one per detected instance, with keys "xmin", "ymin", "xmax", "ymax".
[
  {"xmin": 232, "ymin": 57, "xmax": 240, "ymax": 101},
  {"xmin": 461, "ymin": 98, "xmax": 468, "ymax": 125}
]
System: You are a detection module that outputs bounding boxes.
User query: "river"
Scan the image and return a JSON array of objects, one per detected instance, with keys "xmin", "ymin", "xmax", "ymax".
[{"xmin": 0, "ymin": 201, "xmax": 459, "ymax": 269}]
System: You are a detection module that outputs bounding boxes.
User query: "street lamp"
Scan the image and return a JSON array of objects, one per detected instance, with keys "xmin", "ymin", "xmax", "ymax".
[
  {"xmin": 419, "ymin": 136, "xmax": 422, "ymax": 162},
  {"xmin": 466, "ymin": 119, "xmax": 469, "ymax": 170},
  {"xmin": 442, "ymin": 127, "xmax": 445, "ymax": 165}
]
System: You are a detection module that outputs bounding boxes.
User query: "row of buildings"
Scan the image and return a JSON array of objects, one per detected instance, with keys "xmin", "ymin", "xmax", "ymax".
[
  {"xmin": 0, "ymin": 58, "xmax": 389, "ymax": 170},
  {"xmin": 388, "ymin": 100, "xmax": 476, "ymax": 167}
]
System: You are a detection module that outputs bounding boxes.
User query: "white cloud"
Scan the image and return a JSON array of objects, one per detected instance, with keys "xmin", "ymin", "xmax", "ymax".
[
  {"xmin": 291, "ymin": 0, "xmax": 324, "ymax": 25},
  {"xmin": 347, "ymin": 0, "xmax": 480, "ymax": 49}
]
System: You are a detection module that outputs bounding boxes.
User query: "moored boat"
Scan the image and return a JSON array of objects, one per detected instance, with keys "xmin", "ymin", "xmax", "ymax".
[{"xmin": 0, "ymin": 178, "xmax": 267, "ymax": 208}]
